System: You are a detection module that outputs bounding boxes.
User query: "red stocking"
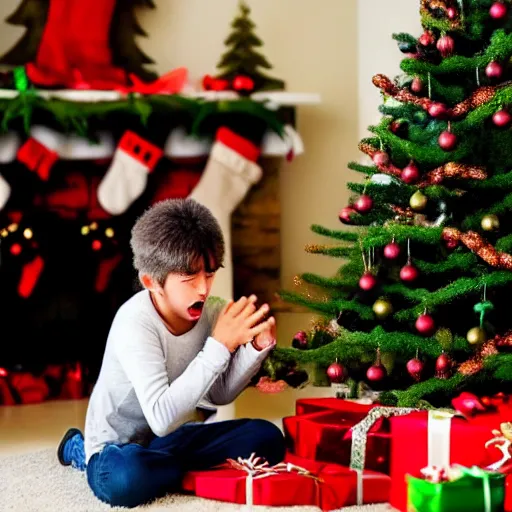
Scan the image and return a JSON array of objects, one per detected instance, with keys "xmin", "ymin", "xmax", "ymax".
[
  {"xmin": 18, "ymin": 255, "xmax": 45, "ymax": 298},
  {"xmin": 10, "ymin": 373, "xmax": 50, "ymax": 404},
  {"xmin": 0, "ymin": 375, "xmax": 16, "ymax": 405},
  {"xmin": 27, "ymin": 0, "xmax": 125, "ymax": 87},
  {"xmin": 17, "ymin": 139, "xmax": 59, "ymax": 181},
  {"xmin": 95, "ymin": 253, "xmax": 123, "ymax": 293}
]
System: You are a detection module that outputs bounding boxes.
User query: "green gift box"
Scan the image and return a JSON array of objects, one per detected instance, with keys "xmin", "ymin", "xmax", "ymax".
[{"xmin": 407, "ymin": 466, "xmax": 505, "ymax": 512}]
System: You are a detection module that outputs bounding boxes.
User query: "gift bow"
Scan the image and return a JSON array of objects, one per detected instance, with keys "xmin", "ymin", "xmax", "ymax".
[
  {"xmin": 485, "ymin": 422, "xmax": 512, "ymax": 471},
  {"xmin": 223, "ymin": 453, "xmax": 321, "ymax": 508}
]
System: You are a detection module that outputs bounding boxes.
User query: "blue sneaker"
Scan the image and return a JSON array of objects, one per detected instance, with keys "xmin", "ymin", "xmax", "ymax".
[{"xmin": 57, "ymin": 428, "xmax": 86, "ymax": 471}]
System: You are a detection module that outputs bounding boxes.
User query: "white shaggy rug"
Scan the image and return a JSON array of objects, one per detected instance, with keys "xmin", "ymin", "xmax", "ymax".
[{"xmin": 0, "ymin": 449, "xmax": 394, "ymax": 512}]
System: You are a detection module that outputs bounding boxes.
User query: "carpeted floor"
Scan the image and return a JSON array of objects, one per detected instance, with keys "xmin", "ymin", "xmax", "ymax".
[{"xmin": 0, "ymin": 448, "xmax": 395, "ymax": 512}]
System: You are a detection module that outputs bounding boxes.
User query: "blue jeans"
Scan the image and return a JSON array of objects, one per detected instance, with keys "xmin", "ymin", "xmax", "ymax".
[{"xmin": 86, "ymin": 419, "xmax": 285, "ymax": 508}]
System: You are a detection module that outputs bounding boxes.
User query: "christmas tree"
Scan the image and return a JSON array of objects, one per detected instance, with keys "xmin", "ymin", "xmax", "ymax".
[
  {"xmin": 215, "ymin": 0, "xmax": 284, "ymax": 92},
  {"xmin": 267, "ymin": 0, "xmax": 512, "ymax": 407}
]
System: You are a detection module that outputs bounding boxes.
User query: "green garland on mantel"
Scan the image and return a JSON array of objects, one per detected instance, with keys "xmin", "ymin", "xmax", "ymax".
[{"xmin": 0, "ymin": 89, "xmax": 286, "ymax": 139}]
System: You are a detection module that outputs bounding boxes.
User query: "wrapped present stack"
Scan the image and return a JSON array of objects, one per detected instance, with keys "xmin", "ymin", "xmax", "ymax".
[{"xmin": 181, "ymin": 393, "xmax": 512, "ymax": 511}]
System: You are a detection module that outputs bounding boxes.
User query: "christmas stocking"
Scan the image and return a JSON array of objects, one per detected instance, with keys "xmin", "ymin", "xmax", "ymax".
[
  {"xmin": 0, "ymin": 132, "xmax": 20, "ymax": 210},
  {"xmin": 98, "ymin": 131, "xmax": 164, "ymax": 215},
  {"xmin": 188, "ymin": 127, "xmax": 263, "ymax": 300},
  {"xmin": 17, "ymin": 127, "xmax": 115, "ymax": 181}
]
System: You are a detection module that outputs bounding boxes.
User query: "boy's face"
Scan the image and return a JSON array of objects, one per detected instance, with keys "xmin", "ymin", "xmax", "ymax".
[{"xmin": 146, "ymin": 255, "xmax": 218, "ymax": 325}]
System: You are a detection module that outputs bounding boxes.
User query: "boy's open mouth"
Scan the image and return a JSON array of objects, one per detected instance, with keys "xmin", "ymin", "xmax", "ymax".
[{"xmin": 188, "ymin": 301, "xmax": 205, "ymax": 318}]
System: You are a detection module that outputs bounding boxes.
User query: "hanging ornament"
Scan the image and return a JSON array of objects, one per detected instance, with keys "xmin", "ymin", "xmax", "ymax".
[
  {"xmin": 492, "ymin": 109, "xmax": 512, "ymax": 127},
  {"xmin": 438, "ymin": 122, "xmax": 458, "ymax": 151},
  {"xmin": 419, "ymin": 31, "xmax": 435, "ymax": 46},
  {"xmin": 486, "ymin": 61, "xmax": 503, "ymax": 79},
  {"xmin": 490, "ymin": 2, "xmax": 508, "ymax": 19},
  {"xmin": 359, "ymin": 248, "xmax": 377, "ymax": 291},
  {"xmin": 327, "ymin": 361, "xmax": 347, "ymax": 384},
  {"xmin": 292, "ymin": 331, "xmax": 308, "ymax": 349},
  {"xmin": 447, "ymin": 7, "xmax": 457, "ymax": 19},
  {"xmin": 407, "ymin": 350, "xmax": 424, "ymax": 382},
  {"xmin": 410, "ymin": 190, "xmax": 428, "ymax": 211},
  {"xmin": 383, "ymin": 240, "xmax": 401, "ymax": 260},
  {"xmin": 411, "ymin": 77, "xmax": 423, "ymax": 93},
  {"xmin": 354, "ymin": 194, "xmax": 373, "ymax": 214},
  {"xmin": 401, "ymin": 161, "xmax": 421, "ymax": 184},
  {"xmin": 467, "ymin": 327, "xmax": 486, "ymax": 345},
  {"xmin": 367, "ymin": 348, "xmax": 387, "ymax": 382},
  {"xmin": 339, "ymin": 206, "xmax": 356, "ymax": 224},
  {"xmin": 468, "ymin": 288, "xmax": 494, "ymax": 345},
  {"xmin": 481, "ymin": 214, "xmax": 500, "ymax": 231},
  {"xmin": 373, "ymin": 298, "xmax": 393, "ymax": 319},
  {"xmin": 400, "ymin": 239, "xmax": 419, "ymax": 282},
  {"xmin": 436, "ymin": 35, "xmax": 455, "ymax": 57},
  {"xmin": 359, "ymin": 272, "xmax": 377, "ymax": 291},
  {"xmin": 416, "ymin": 311, "xmax": 436, "ymax": 336},
  {"xmin": 428, "ymin": 102, "xmax": 449, "ymax": 119},
  {"xmin": 435, "ymin": 352, "xmax": 453, "ymax": 379},
  {"xmin": 372, "ymin": 151, "xmax": 389, "ymax": 166}
]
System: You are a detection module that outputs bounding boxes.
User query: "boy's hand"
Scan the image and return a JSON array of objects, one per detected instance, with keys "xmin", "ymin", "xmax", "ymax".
[
  {"xmin": 213, "ymin": 295, "xmax": 275, "ymax": 353},
  {"xmin": 252, "ymin": 318, "xmax": 276, "ymax": 351}
]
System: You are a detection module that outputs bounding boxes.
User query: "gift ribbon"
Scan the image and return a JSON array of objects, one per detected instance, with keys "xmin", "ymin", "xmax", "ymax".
[
  {"xmin": 458, "ymin": 466, "xmax": 493, "ymax": 512},
  {"xmin": 350, "ymin": 406, "xmax": 419, "ymax": 505},
  {"xmin": 223, "ymin": 453, "xmax": 322, "ymax": 509},
  {"xmin": 427, "ymin": 410, "xmax": 453, "ymax": 470}
]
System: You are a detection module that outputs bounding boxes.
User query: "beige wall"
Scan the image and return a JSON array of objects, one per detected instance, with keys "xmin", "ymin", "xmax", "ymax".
[{"xmin": 0, "ymin": 0, "xmax": 423, "ymax": 344}]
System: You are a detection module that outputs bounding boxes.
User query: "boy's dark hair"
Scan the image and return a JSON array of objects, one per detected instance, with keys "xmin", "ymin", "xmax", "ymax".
[{"xmin": 130, "ymin": 199, "xmax": 225, "ymax": 285}]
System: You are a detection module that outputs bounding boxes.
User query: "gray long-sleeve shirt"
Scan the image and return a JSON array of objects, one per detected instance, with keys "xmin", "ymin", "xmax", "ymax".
[{"xmin": 84, "ymin": 290, "xmax": 270, "ymax": 463}]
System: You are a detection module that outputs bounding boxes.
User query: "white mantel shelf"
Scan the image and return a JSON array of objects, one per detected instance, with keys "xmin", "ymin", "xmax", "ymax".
[{"xmin": 0, "ymin": 88, "xmax": 321, "ymax": 106}]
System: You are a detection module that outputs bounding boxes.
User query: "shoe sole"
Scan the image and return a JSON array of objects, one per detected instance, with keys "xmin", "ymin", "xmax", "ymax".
[{"xmin": 57, "ymin": 428, "xmax": 83, "ymax": 466}]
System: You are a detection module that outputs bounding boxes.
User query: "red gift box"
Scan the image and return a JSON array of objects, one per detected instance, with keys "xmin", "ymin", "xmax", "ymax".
[
  {"xmin": 182, "ymin": 452, "xmax": 390, "ymax": 511},
  {"xmin": 284, "ymin": 399, "xmax": 391, "ymax": 473},
  {"xmin": 390, "ymin": 408, "xmax": 512, "ymax": 512}
]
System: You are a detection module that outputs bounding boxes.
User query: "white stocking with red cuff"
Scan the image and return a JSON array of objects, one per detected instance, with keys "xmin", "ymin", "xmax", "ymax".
[
  {"xmin": 189, "ymin": 139, "xmax": 262, "ymax": 300},
  {"xmin": 98, "ymin": 131, "xmax": 163, "ymax": 215}
]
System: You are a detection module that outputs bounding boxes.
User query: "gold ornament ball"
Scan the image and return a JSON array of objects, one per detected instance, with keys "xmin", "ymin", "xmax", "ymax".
[
  {"xmin": 373, "ymin": 299, "xmax": 393, "ymax": 319},
  {"xmin": 410, "ymin": 190, "xmax": 428, "ymax": 211},
  {"xmin": 481, "ymin": 214, "xmax": 500, "ymax": 231},
  {"xmin": 467, "ymin": 327, "xmax": 486, "ymax": 345}
]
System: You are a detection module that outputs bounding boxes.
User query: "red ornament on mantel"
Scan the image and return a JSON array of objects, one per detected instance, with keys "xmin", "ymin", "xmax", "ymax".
[{"xmin": 232, "ymin": 75, "xmax": 255, "ymax": 92}]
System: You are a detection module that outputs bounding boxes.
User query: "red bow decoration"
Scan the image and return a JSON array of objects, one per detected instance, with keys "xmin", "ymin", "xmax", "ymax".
[{"xmin": 452, "ymin": 392, "xmax": 488, "ymax": 418}]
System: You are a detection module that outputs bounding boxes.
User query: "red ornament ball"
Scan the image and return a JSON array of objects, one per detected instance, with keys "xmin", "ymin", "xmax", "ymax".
[
  {"xmin": 327, "ymin": 362, "xmax": 347, "ymax": 384},
  {"xmin": 406, "ymin": 358, "xmax": 424, "ymax": 381},
  {"xmin": 419, "ymin": 32, "xmax": 435, "ymax": 46},
  {"xmin": 10, "ymin": 243, "xmax": 22, "ymax": 256},
  {"xmin": 490, "ymin": 1, "xmax": 508, "ymax": 19},
  {"xmin": 372, "ymin": 151, "xmax": 389, "ymax": 167},
  {"xmin": 292, "ymin": 331, "xmax": 308, "ymax": 349},
  {"xmin": 232, "ymin": 75, "xmax": 255, "ymax": 92},
  {"xmin": 354, "ymin": 195, "xmax": 373, "ymax": 213},
  {"xmin": 435, "ymin": 353, "xmax": 453, "ymax": 378},
  {"xmin": 202, "ymin": 74, "xmax": 214, "ymax": 90},
  {"xmin": 367, "ymin": 363, "xmax": 387, "ymax": 382},
  {"xmin": 210, "ymin": 78, "xmax": 230, "ymax": 91},
  {"xmin": 92, "ymin": 240, "xmax": 102, "ymax": 251},
  {"xmin": 415, "ymin": 314, "xmax": 436, "ymax": 336},
  {"xmin": 428, "ymin": 102, "xmax": 449, "ymax": 119},
  {"xmin": 383, "ymin": 241, "xmax": 401, "ymax": 260},
  {"xmin": 445, "ymin": 240, "xmax": 459, "ymax": 250},
  {"xmin": 486, "ymin": 61, "xmax": 503, "ymax": 79},
  {"xmin": 400, "ymin": 264, "xmax": 419, "ymax": 282},
  {"xmin": 401, "ymin": 161, "xmax": 421, "ymax": 184},
  {"xmin": 436, "ymin": 35, "xmax": 455, "ymax": 57},
  {"xmin": 438, "ymin": 130, "xmax": 458, "ymax": 151},
  {"xmin": 447, "ymin": 7, "xmax": 457, "ymax": 19},
  {"xmin": 493, "ymin": 110, "xmax": 512, "ymax": 127},
  {"xmin": 359, "ymin": 272, "xmax": 378, "ymax": 291},
  {"xmin": 411, "ymin": 77, "xmax": 423, "ymax": 93},
  {"xmin": 339, "ymin": 206, "xmax": 356, "ymax": 224}
]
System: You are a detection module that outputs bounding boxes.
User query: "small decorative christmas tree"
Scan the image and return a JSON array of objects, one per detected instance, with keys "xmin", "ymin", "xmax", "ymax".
[{"xmin": 216, "ymin": 0, "xmax": 284, "ymax": 92}]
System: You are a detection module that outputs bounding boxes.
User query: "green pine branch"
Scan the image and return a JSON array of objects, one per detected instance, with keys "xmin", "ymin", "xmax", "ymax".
[
  {"xmin": 310, "ymin": 224, "xmax": 359, "ymax": 242},
  {"xmin": 462, "ymin": 191, "xmax": 512, "ymax": 230},
  {"xmin": 361, "ymin": 225, "xmax": 443, "ymax": 249},
  {"xmin": 277, "ymin": 291, "xmax": 338, "ymax": 316}
]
